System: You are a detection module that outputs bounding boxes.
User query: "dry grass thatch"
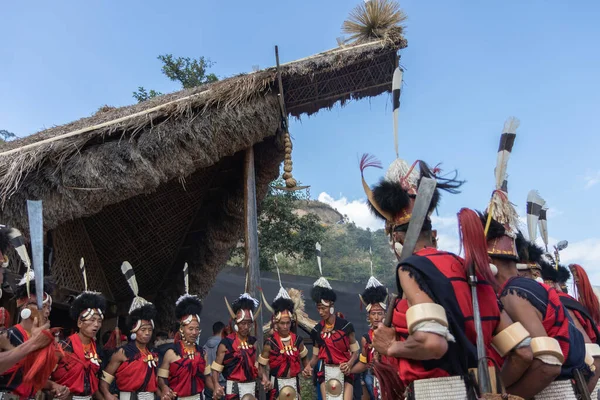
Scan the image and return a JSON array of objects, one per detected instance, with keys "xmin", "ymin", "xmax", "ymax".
[
  {"xmin": 0, "ymin": 36, "xmax": 406, "ymax": 312},
  {"xmin": 342, "ymin": 0, "xmax": 407, "ymax": 44}
]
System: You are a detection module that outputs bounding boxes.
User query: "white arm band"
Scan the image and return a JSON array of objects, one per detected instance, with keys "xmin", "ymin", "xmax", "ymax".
[
  {"xmin": 586, "ymin": 343, "xmax": 600, "ymax": 358},
  {"xmin": 491, "ymin": 322, "xmax": 531, "ymax": 357},
  {"xmin": 531, "ymin": 337, "xmax": 564, "ymax": 364},
  {"xmin": 406, "ymin": 303, "xmax": 448, "ymax": 335}
]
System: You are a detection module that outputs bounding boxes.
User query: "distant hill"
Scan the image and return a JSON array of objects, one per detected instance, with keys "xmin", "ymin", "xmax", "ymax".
[{"xmin": 292, "ymin": 200, "xmax": 346, "ymax": 226}]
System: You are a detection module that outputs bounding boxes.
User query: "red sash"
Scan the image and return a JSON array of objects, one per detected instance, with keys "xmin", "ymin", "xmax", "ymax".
[
  {"xmin": 167, "ymin": 342, "xmax": 206, "ymax": 397},
  {"xmin": 116, "ymin": 344, "xmax": 158, "ymax": 393},
  {"xmin": 267, "ymin": 332, "xmax": 302, "ymax": 378},
  {"xmin": 51, "ymin": 334, "xmax": 100, "ymax": 395}
]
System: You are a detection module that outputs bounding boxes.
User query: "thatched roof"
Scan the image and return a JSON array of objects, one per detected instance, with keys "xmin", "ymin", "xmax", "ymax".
[{"xmin": 0, "ymin": 36, "xmax": 406, "ymax": 322}]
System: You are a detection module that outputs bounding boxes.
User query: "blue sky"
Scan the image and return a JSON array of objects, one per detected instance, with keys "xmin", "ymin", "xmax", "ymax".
[{"xmin": 2, "ymin": 1, "xmax": 600, "ymax": 278}]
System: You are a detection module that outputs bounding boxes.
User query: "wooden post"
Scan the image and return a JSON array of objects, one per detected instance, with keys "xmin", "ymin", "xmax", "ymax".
[{"xmin": 244, "ymin": 145, "xmax": 266, "ymax": 399}]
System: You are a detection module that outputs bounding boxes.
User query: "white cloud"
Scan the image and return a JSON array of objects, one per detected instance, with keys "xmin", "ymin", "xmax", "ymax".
[
  {"xmin": 584, "ymin": 171, "xmax": 600, "ymax": 189},
  {"xmin": 317, "ymin": 192, "xmax": 383, "ymax": 231}
]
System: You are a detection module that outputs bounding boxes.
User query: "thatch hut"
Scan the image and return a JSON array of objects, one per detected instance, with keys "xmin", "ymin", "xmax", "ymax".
[{"xmin": 0, "ymin": 36, "xmax": 406, "ymax": 329}]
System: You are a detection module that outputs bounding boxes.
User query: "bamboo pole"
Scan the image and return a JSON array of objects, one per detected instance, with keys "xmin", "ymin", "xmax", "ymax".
[{"xmin": 243, "ymin": 145, "xmax": 265, "ymax": 400}]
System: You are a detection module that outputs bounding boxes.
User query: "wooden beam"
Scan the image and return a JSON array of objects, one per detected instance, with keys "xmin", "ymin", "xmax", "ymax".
[{"xmin": 243, "ymin": 145, "xmax": 266, "ymax": 400}]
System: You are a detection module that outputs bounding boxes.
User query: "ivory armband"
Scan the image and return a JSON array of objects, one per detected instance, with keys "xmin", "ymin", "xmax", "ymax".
[
  {"xmin": 359, "ymin": 354, "xmax": 367, "ymax": 364},
  {"xmin": 101, "ymin": 371, "xmax": 115, "ymax": 384},
  {"xmin": 349, "ymin": 341, "xmax": 360, "ymax": 353},
  {"xmin": 204, "ymin": 365, "xmax": 212, "ymax": 375},
  {"xmin": 299, "ymin": 347, "xmax": 308, "ymax": 358},
  {"xmin": 531, "ymin": 337, "xmax": 564, "ymax": 364},
  {"xmin": 586, "ymin": 343, "xmax": 600, "ymax": 358},
  {"xmin": 313, "ymin": 346, "xmax": 319, "ymax": 357},
  {"xmin": 211, "ymin": 361, "xmax": 224, "ymax": 372},
  {"xmin": 491, "ymin": 322, "xmax": 530, "ymax": 357},
  {"xmin": 157, "ymin": 368, "xmax": 169, "ymax": 378},
  {"xmin": 406, "ymin": 303, "xmax": 448, "ymax": 334},
  {"xmin": 258, "ymin": 355, "xmax": 269, "ymax": 366}
]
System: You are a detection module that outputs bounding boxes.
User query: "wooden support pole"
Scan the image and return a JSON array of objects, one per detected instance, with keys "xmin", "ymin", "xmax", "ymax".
[{"xmin": 243, "ymin": 145, "xmax": 266, "ymax": 400}]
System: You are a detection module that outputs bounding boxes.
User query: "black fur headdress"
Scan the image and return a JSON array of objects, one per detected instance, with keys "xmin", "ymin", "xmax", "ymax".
[
  {"xmin": 272, "ymin": 297, "xmax": 295, "ymax": 314},
  {"xmin": 361, "ymin": 284, "xmax": 387, "ymax": 306},
  {"xmin": 70, "ymin": 292, "xmax": 106, "ymax": 320},
  {"xmin": 14, "ymin": 271, "xmax": 56, "ymax": 305},
  {"xmin": 129, "ymin": 303, "xmax": 157, "ymax": 327},
  {"xmin": 231, "ymin": 294, "xmax": 258, "ymax": 314},
  {"xmin": 478, "ymin": 211, "xmax": 506, "ymax": 241},
  {"xmin": 175, "ymin": 295, "xmax": 203, "ymax": 321},
  {"xmin": 539, "ymin": 256, "xmax": 558, "ymax": 283},
  {"xmin": 311, "ymin": 275, "xmax": 337, "ymax": 304},
  {"xmin": 363, "ymin": 157, "xmax": 464, "ymax": 232},
  {"xmin": 557, "ymin": 265, "xmax": 571, "ymax": 284}
]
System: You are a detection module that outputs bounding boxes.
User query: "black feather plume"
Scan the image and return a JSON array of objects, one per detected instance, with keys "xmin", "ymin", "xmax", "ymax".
[
  {"xmin": 310, "ymin": 286, "xmax": 337, "ymax": 304},
  {"xmin": 70, "ymin": 292, "xmax": 106, "ymax": 320},
  {"xmin": 527, "ymin": 242, "xmax": 545, "ymax": 265},
  {"xmin": 515, "ymin": 231, "xmax": 529, "ymax": 262},
  {"xmin": 369, "ymin": 180, "xmax": 412, "ymax": 221},
  {"xmin": 539, "ymin": 257, "xmax": 558, "ymax": 282},
  {"xmin": 175, "ymin": 296, "xmax": 203, "ymax": 320}
]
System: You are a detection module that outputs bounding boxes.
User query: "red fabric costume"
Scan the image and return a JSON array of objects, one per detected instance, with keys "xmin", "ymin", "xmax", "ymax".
[
  {"xmin": 51, "ymin": 333, "xmax": 101, "ymax": 396},
  {"xmin": 265, "ymin": 332, "xmax": 303, "ymax": 400},
  {"xmin": 393, "ymin": 248, "xmax": 502, "ymax": 386},
  {"xmin": 310, "ymin": 317, "xmax": 355, "ymax": 384},
  {"xmin": 221, "ymin": 333, "xmax": 258, "ymax": 400},
  {"xmin": 500, "ymin": 276, "xmax": 587, "ymax": 378},
  {"xmin": 115, "ymin": 342, "xmax": 158, "ymax": 393},
  {"xmin": 558, "ymin": 291, "xmax": 600, "ymax": 343},
  {"xmin": 0, "ymin": 325, "xmax": 35, "ymax": 399},
  {"xmin": 167, "ymin": 341, "xmax": 206, "ymax": 397}
]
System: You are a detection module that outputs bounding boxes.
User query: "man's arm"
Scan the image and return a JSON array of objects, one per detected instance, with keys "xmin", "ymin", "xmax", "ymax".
[
  {"xmin": 158, "ymin": 349, "xmax": 177, "ymax": 400},
  {"xmin": 349, "ymin": 337, "xmax": 368, "ymax": 375},
  {"xmin": 99, "ymin": 349, "xmax": 126, "ymax": 400},
  {"xmin": 211, "ymin": 344, "xmax": 227, "ymax": 399},
  {"xmin": 0, "ymin": 318, "xmax": 53, "ymax": 374},
  {"xmin": 493, "ymin": 310, "xmax": 533, "ymax": 388},
  {"xmin": 373, "ymin": 270, "xmax": 448, "ymax": 360},
  {"xmin": 500, "ymin": 293, "xmax": 560, "ymax": 399},
  {"xmin": 257, "ymin": 342, "xmax": 272, "ymax": 391}
]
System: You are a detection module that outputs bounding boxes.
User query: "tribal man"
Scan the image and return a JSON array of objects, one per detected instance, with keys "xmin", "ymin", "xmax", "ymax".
[
  {"xmin": 101, "ymin": 262, "xmax": 159, "ymax": 400},
  {"xmin": 159, "ymin": 264, "xmax": 212, "ymax": 400},
  {"xmin": 349, "ymin": 276, "xmax": 388, "ymax": 400},
  {"xmin": 213, "ymin": 294, "xmax": 260, "ymax": 400},
  {"xmin": 50, "ymin": 290, "xmax": 106, "ymax": 400},
  {"xmin": 305, "ymin": 274, "xmax": 359, "ymax": 400},
  {"xmin": 361, "ymin": 152, "xmax": 532, "ymax": 399},
  {"xmin": 538, "ymin": 260, "xmax": 600, "ymax": 394},
  {"xmin": 0, "ymin": 269, "xmax": 61, "ymax": 399},
  {"xmin": 259, "ymin": 285, "xmax": 309, "ymax": 400}
]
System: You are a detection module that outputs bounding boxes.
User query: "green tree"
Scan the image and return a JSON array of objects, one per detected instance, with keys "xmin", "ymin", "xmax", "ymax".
[
  {"xmin": 0, "ymin": 129, "xmax": 16, "ymax": 143},
  {"xmin": 133, "ymin": 54, "xmax": 218, "ymax": 102},
  {"xmin": 230, "ymin": 179, "xmax": 326, "ymax": 271}
]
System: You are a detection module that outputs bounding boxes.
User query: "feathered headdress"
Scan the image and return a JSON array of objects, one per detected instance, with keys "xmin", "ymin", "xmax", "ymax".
[
  {"xmin": 526, "ymin": 190, "xmax": 545, "ymax": 242},
  {"xmin": 538, "ymin": 206, "xmax": 549, "ymax": 251},
  {"xmin": 482, "ymin": 118, "xmax": 520, "ymax": 261},
  {"xmin": 70, "ymin": 291, "xmax": 106, "ymax": 321},
  {"xmin": 361, "ymin": 155, "xmax": 463, "ymax": 233},
  {"xmin": 175, "ymin": 263, "xmax": 202, "ymax": 326},
  {"xmin": 359, "ymin": 277, "xmax": 388, "ymax": 311},
  {"xmin": 556, "ymin": 265, "xmax": 571, "ymax": 285},
  {"xmin": 225, "ymin": 293, "xmax": 260, "ymax": 324},
  {"xmin": 121, "ymin": 261, "xmax": 150, "ymax": 314},
  {"xmin": 261, "ymin": 256, "xmax": 295, "ymax": 322},
  {"xmin": 0, "ymin": 225, "xmax": 32, "ymax": 270},
  {"xmin": 311, "ymin": 242, "xmax": 337, "ymax": 306},
  {"xmin": 539, "ymin": 255, "xmax": 559, "ymax": 284},
  {"xmin": 14, "ymin": 270, "xmax": 54, "ymax": 309},
  {"xmin": 69, "ymin": 257, "xmax": 105, "ymax": 321}
]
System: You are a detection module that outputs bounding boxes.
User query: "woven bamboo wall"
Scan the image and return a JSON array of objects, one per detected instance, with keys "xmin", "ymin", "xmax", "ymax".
[{"xmin": 52, "ymin": 219, "xmax": 112, "ymax": 298}]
